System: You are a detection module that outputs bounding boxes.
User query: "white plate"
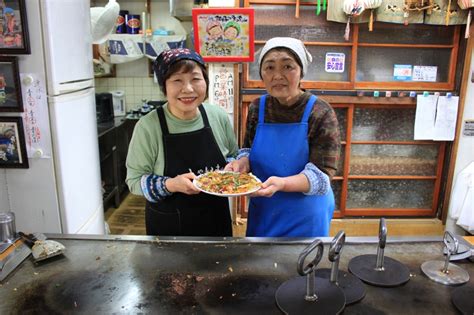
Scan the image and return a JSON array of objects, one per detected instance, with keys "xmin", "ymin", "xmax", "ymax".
[{"xmin": 193, "ymin": 171, "xmax": 262, "ymax": 197}]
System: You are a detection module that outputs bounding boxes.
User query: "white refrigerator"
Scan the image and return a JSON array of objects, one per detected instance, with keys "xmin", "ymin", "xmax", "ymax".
[{"xmin": 1, "ymin": 0, "xmax": 105, "ymax": 234}]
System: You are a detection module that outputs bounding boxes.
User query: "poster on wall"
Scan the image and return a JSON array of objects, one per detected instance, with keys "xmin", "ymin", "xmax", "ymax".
[
  {"xmin": 208, "ymin": 63, "xmax": 235, "ymax": 114},
  {"xmin": 325, "ymin": 52, "xmax": 345, "ymax": 73},
  {"xmin": 393, "ymin": 64, "xmax": 412, "ymax": 81},
  {"xmin": 192, "ymin": 8, "xmax": 254, "ymax": 62},
  {"xmin": 412, "ymin": 66, "xmax": 437, "ymax": 82}
]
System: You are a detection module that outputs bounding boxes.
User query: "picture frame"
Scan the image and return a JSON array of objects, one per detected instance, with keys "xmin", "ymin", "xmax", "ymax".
[
  {"xmin": 0, "ymin": 56, "xmax": 23, "ymax": 112},
  {"xmin": 0, "ymin": 0, "xmax": 31, "ymax": 54},
  {"xmin": 0, "ymin": 116, "xmax": 28, "ymax": 168},
  {"xmin": 192, "ymin": 8, "xmax": 255, "ymax": 62}
]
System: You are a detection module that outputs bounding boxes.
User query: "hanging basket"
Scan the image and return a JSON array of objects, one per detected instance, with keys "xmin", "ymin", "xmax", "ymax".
[
  {"xmin": 424, "ymin": 0, "xmax": 467, "ymax": 25},
  {"xmin": 375, "ymin": 0, "xmax": 425, "ymax": 23},
  {"xmin": 405, "ymin": 0, "xmax": 433, "ymax": 9}
]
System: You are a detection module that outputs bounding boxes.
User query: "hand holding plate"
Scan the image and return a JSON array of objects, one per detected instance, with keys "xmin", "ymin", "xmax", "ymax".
[
  {"xmin": 166, "ymin": 172, "xmax": 200, "ymax": 195},
  {"xmin": 224, "ymin": 157, "xmax": 250, "ymax": 173},
  {"xmin": 252, "ymin": 176, "xmax": 284, "ymax": 197}
]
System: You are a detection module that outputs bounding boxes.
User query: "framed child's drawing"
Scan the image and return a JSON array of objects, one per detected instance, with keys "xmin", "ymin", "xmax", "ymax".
[
  {"xmin": 0, "ymin": 0, "xmax": 31, "ymax": 54},
  {"xmin": 192, "ymin": 8, "xmax": 254, "ymax": 62},
  {"xmin": 0, "ymin": 116, "xmax": 28, "ymax": 168},
  {"xmin": 0, "ymin": 56, "xmax": 23, "ymax": 112}
]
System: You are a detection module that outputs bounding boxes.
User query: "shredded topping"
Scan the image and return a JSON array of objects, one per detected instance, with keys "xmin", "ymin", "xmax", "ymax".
[{"xmin": 195, "ymin": 171, "xmax": 261, "ymax": 195}]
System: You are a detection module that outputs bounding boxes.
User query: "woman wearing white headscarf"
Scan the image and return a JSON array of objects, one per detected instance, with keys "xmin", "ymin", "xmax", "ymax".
[{"xmin": 226, "ymin": 37, "xmax": 341, "ymax": 237}]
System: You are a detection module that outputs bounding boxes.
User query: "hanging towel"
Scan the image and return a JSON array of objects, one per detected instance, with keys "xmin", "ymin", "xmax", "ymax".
[{"xmin": 449, "ymin": 161, "xmax": 474, "ymax": 233}]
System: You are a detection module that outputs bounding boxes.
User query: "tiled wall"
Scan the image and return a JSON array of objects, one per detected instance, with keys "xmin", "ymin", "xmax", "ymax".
[{"xmin": 95, "ymin": 77, "xmax": 165, "ymax": 112}]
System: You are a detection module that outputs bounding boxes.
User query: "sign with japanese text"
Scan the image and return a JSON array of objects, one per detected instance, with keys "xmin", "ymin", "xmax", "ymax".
[
  {"xmin": 393, "ymin": 64, "xmax": 413, "ymax": 81},
  {"xmin": 209, "ymin": 63, "xmax": 235, "ymax": 114},
  {"xmin": 20, "ymin": 73, "xmax": 51, "ymax": 158},
  {"xmin": 325, "ymin": 52, "xmax": 345, "ymax": 73}
]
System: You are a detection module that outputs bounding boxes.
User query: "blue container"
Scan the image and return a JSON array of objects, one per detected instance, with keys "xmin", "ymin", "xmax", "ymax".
[
  {"xmin": 126, "ymin": 14, "xmax": 141, "ymax": 34},
  {"xmin": 116, "ymin": 10, "xmax": 128, "ymax": 34}
]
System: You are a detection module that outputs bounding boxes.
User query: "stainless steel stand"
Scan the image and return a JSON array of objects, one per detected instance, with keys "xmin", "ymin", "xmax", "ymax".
[
  {"xmin": 348, "ymin": 218, "xmax": 410, "ymax": 287},
  {"xmin": 421, "ymin": 231, "xmax": 470, "ymax": 285},
  {"xmin": 275, "ymin": 239, "xmax": 346, "ymax": 314}
]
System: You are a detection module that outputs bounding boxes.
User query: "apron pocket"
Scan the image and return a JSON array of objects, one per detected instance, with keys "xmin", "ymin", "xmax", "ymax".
[{"xmin": 145, "ymin": 206, "xmax": 181, "ymax": 236}]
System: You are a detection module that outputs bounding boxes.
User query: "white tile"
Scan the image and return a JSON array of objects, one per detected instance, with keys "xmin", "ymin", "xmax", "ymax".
[
  {"xmin": 116, "ymin": 78, "xmax": 126, "ymax": 87},
  {"xmin": 142, "ymin": 86, "xmax": 152, "ymax": 94},
  {"xmin": 133, "ymin": 86, "xmax": 143, "ymax": 96},
  {"xmin": 124, "ymin": 86, "xmax": 135, "ymax": 95},
  {"xmin": 107, "ymin": 79, "xmax": 116, "ymax": 89},
  {"xmin": 144, "ymin": 78, "xmax": 154, "ymax": 87},
  {"xmin": 125, "ymin": 78, "xmax": 135, "ymax": 87},
  {"xmin": 94, "ymin": 78, "xmax": 105, "ymax": 88},
  {"xmin": 133, "ymin": 78, "xmax": 142, "ymax": 86}
]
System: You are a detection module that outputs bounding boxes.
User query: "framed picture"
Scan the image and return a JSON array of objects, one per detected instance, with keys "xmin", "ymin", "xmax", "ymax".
[
  {"xmin": 0, "ymin": 116, "xmax": 28, "ymax": 168},
  {"xmin": 0, "ymin": 56, "xmax": 23, "ymax": 112},
  {"xmin": 0, "ymin": 0, "xmax": 30, "ymax": 54},
  {"xmin": 192, "ymin": 8, "xmax": 254, "ymax": 62}
]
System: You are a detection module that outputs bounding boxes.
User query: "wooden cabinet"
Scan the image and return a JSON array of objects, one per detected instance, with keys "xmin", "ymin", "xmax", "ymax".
[
  {"xmin": 243, "ymin": 1, "xmax": 463, "ymax": 91},
  {"xmin": 236, "ymin": 2, "xmax": 466, "ymax": 219},
  {"xmin": 98, "ymin": 118, "xmax": 137, "ymax": 210},
  {"xmin": 238, "ymin": 94, "xmax": 447, "ymax": 219}
]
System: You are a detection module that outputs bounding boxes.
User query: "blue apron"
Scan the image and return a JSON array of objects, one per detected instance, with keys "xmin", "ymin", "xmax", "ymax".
[{"xmin": 247, "ymin": 94, "xmax": 335, "ymax": 237}]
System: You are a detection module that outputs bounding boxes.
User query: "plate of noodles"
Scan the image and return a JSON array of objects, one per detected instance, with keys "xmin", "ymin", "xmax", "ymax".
[{"xmin": 193, "ymin": 171, "xmax": 262, "ymax": 197}]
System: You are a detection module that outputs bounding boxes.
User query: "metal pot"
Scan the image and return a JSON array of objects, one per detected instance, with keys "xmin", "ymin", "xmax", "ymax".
[{"xmin": 0, "ymin": 212, "xmax": 16, "ymax": 243}]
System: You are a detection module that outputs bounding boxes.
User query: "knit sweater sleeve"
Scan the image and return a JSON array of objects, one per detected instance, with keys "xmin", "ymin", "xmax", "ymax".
[{"xmin": 125, "ymin": 113, "xmax": 162, "ymax": 197}]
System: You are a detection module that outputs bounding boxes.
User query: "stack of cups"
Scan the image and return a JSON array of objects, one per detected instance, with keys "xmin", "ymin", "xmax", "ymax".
[{"xmin": 0, "ymin": 212, "xmax": 16, "ymax": 243}]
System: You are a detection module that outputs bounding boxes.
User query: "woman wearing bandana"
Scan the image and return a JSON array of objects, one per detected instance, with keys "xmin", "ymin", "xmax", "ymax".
[
  {"xmin": 126, "ymin": 48, "xmax": 238, "ymax": 236},
  {"xmin": 226, "ymin": 38, "xmax": 341, "ymax": 237}
]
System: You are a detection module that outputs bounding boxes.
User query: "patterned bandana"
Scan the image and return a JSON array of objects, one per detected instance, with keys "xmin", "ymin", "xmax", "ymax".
[{"xmin": 153, "ymin": 48, "xmax": 206, "ymax": 88}]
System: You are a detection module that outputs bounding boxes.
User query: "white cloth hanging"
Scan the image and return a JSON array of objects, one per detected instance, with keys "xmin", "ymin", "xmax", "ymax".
[
  {"xmin": 449, "ymin": 161, "xmax": 474, "ymax": 233},
  {"xmin": 90, "ymin": 0, "xmax": 120, "ymax": 44}
]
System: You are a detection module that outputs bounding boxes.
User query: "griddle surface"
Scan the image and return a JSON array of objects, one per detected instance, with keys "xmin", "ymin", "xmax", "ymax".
[{"xmin": 0, "ymin": 238, "xmax": 472, "ymax": 314}]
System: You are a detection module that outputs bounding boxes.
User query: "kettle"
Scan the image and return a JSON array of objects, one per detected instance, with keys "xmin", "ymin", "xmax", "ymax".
[{"xmin": 110, "ymin": 90, "xmax": 126, "ymax": 117}]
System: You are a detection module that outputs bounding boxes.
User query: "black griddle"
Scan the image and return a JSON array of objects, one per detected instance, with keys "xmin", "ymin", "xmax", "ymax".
[{"xmin": 0, "ymin": 234, "xmax": 473, "ymax": 314}]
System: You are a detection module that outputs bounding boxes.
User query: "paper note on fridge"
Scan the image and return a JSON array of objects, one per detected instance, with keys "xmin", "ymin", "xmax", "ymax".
[
  {"xmin": 414, "ymin": 94, "xmax": 438, "ymax": 140},
  {"xmin": 433, "ymin": 96, "xmax": 459, "ymax": 141}
]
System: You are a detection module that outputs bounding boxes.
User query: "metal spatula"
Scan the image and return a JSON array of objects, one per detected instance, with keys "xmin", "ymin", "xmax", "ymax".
[{"xmin": 19, "ymin": 232, "xmax": 65, "ymax": 262}]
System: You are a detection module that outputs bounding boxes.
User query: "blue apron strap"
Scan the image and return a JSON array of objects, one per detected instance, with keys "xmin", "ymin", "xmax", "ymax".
[
  {"xmin": 258, "ymin": 95, "xmax": 268, "ymax": 123},
  {"xmin": 301, "ymin": 94, "xmax": 317, "ymax": 123}
]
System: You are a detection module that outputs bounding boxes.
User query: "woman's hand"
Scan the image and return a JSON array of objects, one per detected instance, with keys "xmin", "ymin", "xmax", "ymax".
[
  {"xmin": 165, "ymin": 172, "xmax": 200, "ymax": 195},
  {"xmin": 252, "ymin": 176, "xmax": 285, "ymax": 197},
  {"xmin": 224, "ymin": 157, "xmax": 250, "ymax": 173}
]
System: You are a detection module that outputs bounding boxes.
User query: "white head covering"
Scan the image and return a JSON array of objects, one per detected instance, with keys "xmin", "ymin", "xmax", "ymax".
[{"xmin": 258, "ymin": 37, "xmax": 313, "ymax": 77}]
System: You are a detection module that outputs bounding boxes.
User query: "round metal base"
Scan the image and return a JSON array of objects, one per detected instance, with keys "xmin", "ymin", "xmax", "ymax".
[
  {"xmin": 420, "ymin": 260, "xmax": 470, "ymax": 285},
  {"xmin": 275, "ymin": 276, "xmax": 345, "ymax": 315},
  {"xmin": 348, "ymin": 254, "xmax": 410, "ymax": 287},
  {"xmin": 314, "ymin": 268, "xmax": 366, "ymax": 305},
  {"xmin": 452, "ymin": 284, "xmax": 474, "ymax": 315}
]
